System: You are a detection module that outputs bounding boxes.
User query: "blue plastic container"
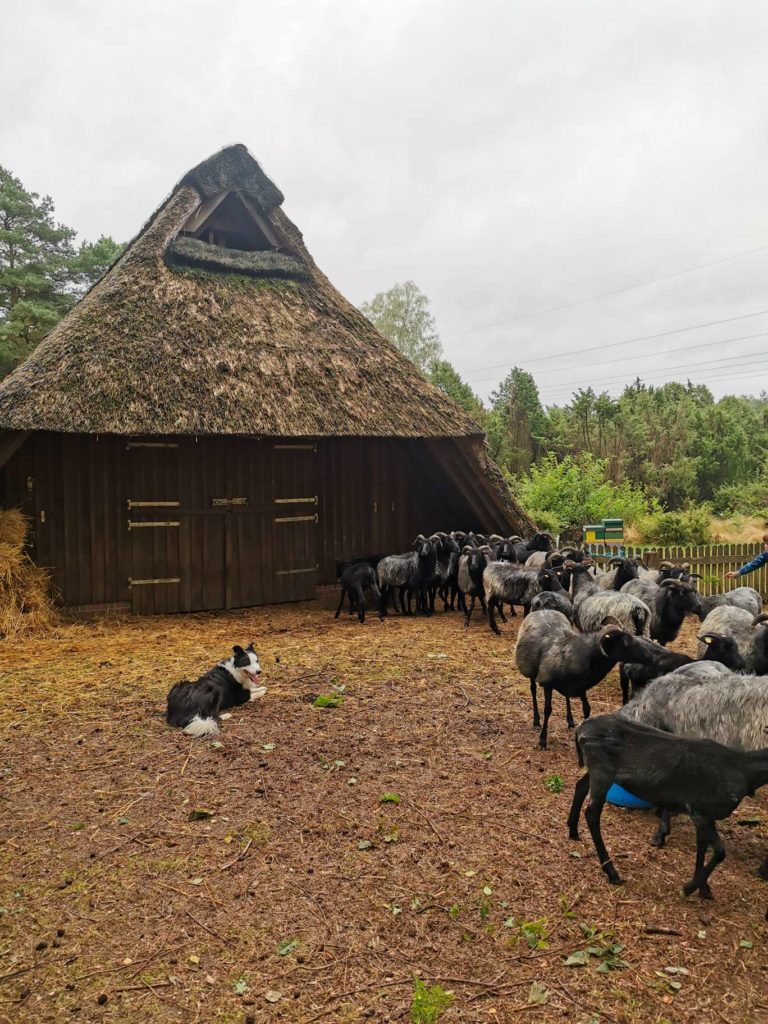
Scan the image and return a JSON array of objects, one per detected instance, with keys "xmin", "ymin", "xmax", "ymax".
[{"xmin": 606, "ymin": 783, "xmax": 654, "ymax": 810}]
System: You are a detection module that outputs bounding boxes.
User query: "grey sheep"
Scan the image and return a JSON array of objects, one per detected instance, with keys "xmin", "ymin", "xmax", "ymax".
[
  {"xmin": 699, "ymin": 586, "xmax": 762, "ymax": 618},
  {"xmin": 619, "ymin": 661, "xmax": 768, "ymax": 876},
  {"xmin": 696, "ymin": 608, "xmax": 768, "ymax": 672},
  {"xmin": 622, "ymin": 577, "xmax": 703, "ymax": 645},
  {"xmin": 567, "ymin": 713, "xmax": 768, "ymax": 897},
  {"xmin": 576, "ymin": 590, "xmax": 651, "ymax": 636},
  {"xmin": 482, "ymin": 562, "xmax": 542, "ymax": 634},
  {"xmin": 515, "ymin": 611, "xmax": 650, "ymax": 749}
]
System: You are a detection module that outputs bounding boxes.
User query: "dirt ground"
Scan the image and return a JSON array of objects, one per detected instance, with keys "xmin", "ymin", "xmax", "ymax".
[{"xmin": 1, "ymin": 603, "xmax": 767, "ymax": 1024}]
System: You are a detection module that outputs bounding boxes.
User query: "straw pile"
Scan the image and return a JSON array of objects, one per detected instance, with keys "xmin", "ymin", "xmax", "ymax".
[{"xmin": 0, "ymin": 508, "xmax": 58, "ymax": 638}]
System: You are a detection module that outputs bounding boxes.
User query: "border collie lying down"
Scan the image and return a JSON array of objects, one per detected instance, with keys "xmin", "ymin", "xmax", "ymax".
[{"xmin": 166, "ymin": 644, "xmax": 267, "ymax": 738}]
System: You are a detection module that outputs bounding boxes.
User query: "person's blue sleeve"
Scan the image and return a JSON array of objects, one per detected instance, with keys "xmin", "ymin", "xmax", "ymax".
[{"xmin": 738, "ymin": 550, "xmax": 768, "ymax": 576}]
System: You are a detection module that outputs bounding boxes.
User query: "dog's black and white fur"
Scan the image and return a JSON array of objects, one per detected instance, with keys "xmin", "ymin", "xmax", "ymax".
[{"xmin": 166, "ymin": 644, "xmax": 266, "ymax": 738}]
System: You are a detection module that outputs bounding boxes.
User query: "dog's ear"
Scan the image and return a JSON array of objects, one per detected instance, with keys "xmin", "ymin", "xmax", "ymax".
[
  {"xmin": 233, "ymin": 645, "xmax": 246, "ymax": 657},
  {"xmin": 246, "ymin": 642, "xmax": 255, "ymax": 651}
]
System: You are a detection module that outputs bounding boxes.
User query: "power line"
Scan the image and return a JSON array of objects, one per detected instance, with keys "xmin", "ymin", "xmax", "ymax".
[
  {"xmin": 540, "ymin": 363, "xmax": 768, "ymax": 403},
  {"xmin": 443, "ymin": 241, "xmax": 768, "ymax": 338},
  {"xmin": 467, "ymin": 330, "xmax": 768, "ymax": 384},
  {"xmin": 461, "ymin": 308, "xmax": 768, "ymax": 379},
  {"xmin": 526, "ymin": 349, "xmax": 768, "ymax": 396}
]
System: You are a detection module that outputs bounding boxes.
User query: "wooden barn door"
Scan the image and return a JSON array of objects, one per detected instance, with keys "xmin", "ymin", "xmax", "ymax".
[
  {"xmin": 126, "ymin": 438, "xmax": 318, "ymax": 613},
  {"xmin": 127, "ymin": 440, "xmax": 226, "ymax": 614},
  {"xmin": 270, "ymin": 442, "xmax": 318, "ymax": 602}
]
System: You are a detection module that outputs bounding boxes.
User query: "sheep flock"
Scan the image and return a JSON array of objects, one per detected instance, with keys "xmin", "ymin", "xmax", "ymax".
[{"xmin": 336, "ymin": 530, "xmax": 768, "ymax": 903}]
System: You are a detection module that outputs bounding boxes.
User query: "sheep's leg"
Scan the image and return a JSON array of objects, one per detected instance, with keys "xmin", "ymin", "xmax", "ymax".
[
  {"xmin": 506, "ymin": 602, "xmax": 516, "ymax": 618},
  {"xmin": 683, "ymin": 816, "xmax": 724, "ymax": 900},
  {"xmin": 584, "ymin": 791, "xmax": 623, "ymax": 886},
  {"xmin": 479, "ymin": 593, "xmax": 487, "ymax": 613},
  {"xmin": 651, "ymin": 810, "xmax": 672, "ymax": 848},
  {"xmin": 567, "ymin": 772, "xmax": 590, "ymax": 841},
  {"xmin": 565, "ymin": 696, "xmax": 575, "ymax": 729},
  {"xmin": 619, "ymin": 665, "xmax": 630, "ymax": 705},
  {"xmin": 538, "ymin": 687, "xmax": 553, "ymax": 750},
  {"xmin": 498, "ymin": 603, "xmax": 508, "ymax": 623},
  {"xmin": 458, "ymin": 590, "xmax": 468, "ymax": 614},
  {"xmin": 580, "ymin": 693, "xmax": 591, "ymax": 720},
  {"xmin": 530, "ymin": 678, "xmax": 540, "ymax": 729},
  {"xmin": 488, "ymin": 597, "xmax": 501, "ymax": 635},
  {"xmin": 334, "ymin": 588, "xmax": 346, "ymax": 619},
  {"xmin": 378, "ymin": 585, "xmax": 389, "ymax": 619},
  {"xmin": 756, "ymin": 853, "xmax": 768, "ymax": 880},
  {"xmin": 464, "ymin": 593, "xmax": 476, "ymax": 629},
  {"xmin": 353, "ymin": 584, "xmax": 366, "ymax": 623}
]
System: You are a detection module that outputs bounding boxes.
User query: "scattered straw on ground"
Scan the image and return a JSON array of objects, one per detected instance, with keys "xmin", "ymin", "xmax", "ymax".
[
  {"xmin": 0, "ymin": 605, "xmax": 766, "ymax": 1024},
  {"xmin": 0, "ymin": 509, "xmax": 57, "ymax": 640}
]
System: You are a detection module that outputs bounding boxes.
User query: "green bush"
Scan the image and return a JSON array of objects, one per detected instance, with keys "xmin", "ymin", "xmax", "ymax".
[
  {"xmin": 514, "ymin": 453, "xmax": 653, "ymax": 532},
  {"xmin": 711, "ymin": 478, "xmax": 768, "ymax": 517},
  {"xmin": 635, "ymin": 505, "xmax": 713, "ymax": 546}
]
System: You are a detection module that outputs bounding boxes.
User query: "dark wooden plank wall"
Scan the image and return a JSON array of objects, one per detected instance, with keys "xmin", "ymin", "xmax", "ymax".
[{"xmin": 4, "ymin": 433, "xmax": 506, "ymax": 606}]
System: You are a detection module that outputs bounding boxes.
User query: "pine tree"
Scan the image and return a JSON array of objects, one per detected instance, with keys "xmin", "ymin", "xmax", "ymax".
[{"xmin": 0, "ymin": 166, "xmax": 78, "ymax": 370}]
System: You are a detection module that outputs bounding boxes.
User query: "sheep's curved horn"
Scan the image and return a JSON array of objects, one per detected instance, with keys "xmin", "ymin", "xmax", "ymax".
[
  {"xmin": 563, "ymin": 559, "xmax": 576, "ymax": 569},
  {"xmin": 752, "ymin": 613, "xmax": 768, "ymax": 627},
  {"xmin": 461, "ymin": 545, "xmax": 473, "ymax": 555},
  {"xmin": 659, "ymin": 578, "xmax": 685, "ymax": 589},
  {"xmin": 607, "ymin": 557, "xmax": 624, "ymax": 567},
  {"xmin": 680, "ymin": 562, "xmax": 691, "ymax": 570},
  {"xmin": 657, "ymin": 560, "xmax": 674, "ymax": 569},
  {"xmin": 600, "ymin": 615, "xmax": 622, "ymax": 627}
]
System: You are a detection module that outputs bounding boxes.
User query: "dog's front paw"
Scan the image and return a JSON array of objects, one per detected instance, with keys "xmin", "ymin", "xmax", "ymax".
[
  {"xmin": 250, "ymin": 686, "xmax": 267, "ymax": 701},
  {"xmin": 220, "ymin": 712, "xmax": 233, "ymax": 720}
]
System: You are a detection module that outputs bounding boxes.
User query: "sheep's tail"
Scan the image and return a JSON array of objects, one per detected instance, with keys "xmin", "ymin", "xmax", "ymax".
[
  {"xmin": 574, "ymin": 730, "xmax": 585, "ymax": 768},
  {"xmin": 632, "ymin": 606, "xmax": 647, "ymax": 636},
  {"xmin": 183, "ymin": 715, "xmax": 220, "ymax": 738}
]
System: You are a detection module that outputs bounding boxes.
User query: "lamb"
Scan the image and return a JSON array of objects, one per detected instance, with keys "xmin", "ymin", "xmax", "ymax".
[
  {"xmin": 334, "ymin": 560, "xmax": 381, "ymax": 624},
  {"xmin": 514, "ymin": 612, "xmax": 651, "ymax": 749},
  {"xmin": 618, "ymin": 662, "xmax": 768, "ymax": 873},
  {"xmin": 696, "ymin": 608, "xmax": 768, "ymax": 673},
  {"xmin": 482, "ymin": 562, "xmax": 542, "ymax": 634},
  {"xmin": 377, "ymin": 535, "xmax": 437, "ymax": 618},
  {"xmin": 622, "ymin": 577, "xmax": 703, "ymax": 645},
  {"xmin": 699, "ymin": 586, "xmax": 763, "ymax": 618},
  {"xmin": 617, "ymin": 631, "xmax": 744, "ymax": 703},
  {"xmin": 567, "ymin": 714, "xmax": 768, "ymax": 897},
  {"xmin": 457, "ymin": 544, "xmax": 495, "ymax": 626}
]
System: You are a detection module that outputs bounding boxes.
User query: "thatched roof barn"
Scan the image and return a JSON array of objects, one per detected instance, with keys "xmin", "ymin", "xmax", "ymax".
[{"xmin": 0, "ymin": 144, "xmax": 532, "ymax": 612}]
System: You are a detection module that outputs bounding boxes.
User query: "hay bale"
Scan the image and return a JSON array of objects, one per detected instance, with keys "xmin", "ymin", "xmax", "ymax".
[{"xmin": 0, "ymin": 509, "xmax": 58, "ymax": 639}]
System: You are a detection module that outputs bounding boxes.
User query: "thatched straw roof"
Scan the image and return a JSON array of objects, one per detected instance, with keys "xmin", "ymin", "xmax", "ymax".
[{"xmin": 0, "ymin": 145, "xmax": 484, "ymax": 439}]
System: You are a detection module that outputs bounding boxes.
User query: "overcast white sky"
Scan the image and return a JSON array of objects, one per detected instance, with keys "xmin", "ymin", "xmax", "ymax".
[{"xmin": 4, "ymin": 0, "xmax": 768, "ymax": 405}]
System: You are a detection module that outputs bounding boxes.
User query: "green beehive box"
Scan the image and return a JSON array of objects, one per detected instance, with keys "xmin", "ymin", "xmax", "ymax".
[
  {"xmin": 584, "ymin": 524, "xmax": 605, "ymax": 543},
  {"xmin": 603, "ymin": 518, "xmax": 624, "ymax": 530}
]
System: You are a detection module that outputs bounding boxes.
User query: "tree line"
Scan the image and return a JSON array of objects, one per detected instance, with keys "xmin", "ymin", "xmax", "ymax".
[
  {"xmin": 0, "ymin": 166, "xmax": 123, "ymax": 376},
  {"xmin": 362, "ymin": 282, "xmax": 768, "ymax": 538}
]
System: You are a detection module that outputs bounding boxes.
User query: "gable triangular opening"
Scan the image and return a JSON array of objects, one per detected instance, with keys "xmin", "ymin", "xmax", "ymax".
[{"xmin": 181, "ymin": 190, "xmax": 279, "ymax": 252}]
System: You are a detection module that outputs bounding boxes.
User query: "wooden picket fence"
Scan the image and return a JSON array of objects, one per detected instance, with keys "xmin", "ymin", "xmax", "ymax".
[{"xmin": 584, "ymin": 542, "xmax": 768, "ymax": 599}]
